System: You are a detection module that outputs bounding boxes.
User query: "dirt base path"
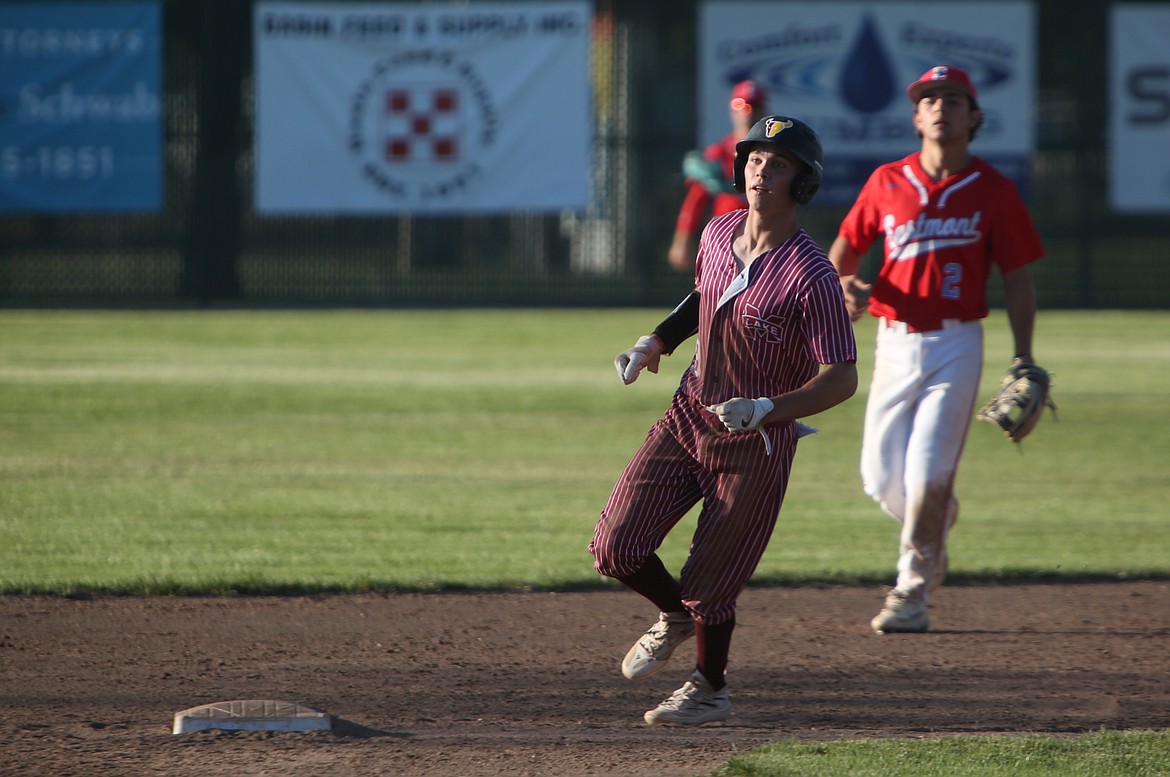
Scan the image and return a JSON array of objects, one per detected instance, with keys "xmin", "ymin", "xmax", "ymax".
[{"xmin": 2, "ymin": 582, "xmax": 1168, "ymax": 776}]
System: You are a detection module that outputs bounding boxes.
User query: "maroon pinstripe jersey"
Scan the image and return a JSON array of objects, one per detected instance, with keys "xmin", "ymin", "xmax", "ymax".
[
  {"xmin": 591, "ymin": 211, "xmax": 857, "ymax": 622},
  {"xmin": 680, "ymin": 210, "xmax": 857, "ymax": 407}
]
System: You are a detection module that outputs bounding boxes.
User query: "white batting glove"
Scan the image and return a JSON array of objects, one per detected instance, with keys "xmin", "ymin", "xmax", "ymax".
[
  {"xmin": 707, "ymin": 397, "xmax": 774, "ymax": 432},
  {"xmin": 614, "ymin": 335, "xmax": 664, "ymax": 384}
]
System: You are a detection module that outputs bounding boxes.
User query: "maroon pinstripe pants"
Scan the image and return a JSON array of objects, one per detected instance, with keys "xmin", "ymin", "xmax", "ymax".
[{"xmin": 589, "ymin": 394, "xmax": 795, "ymax": 625}]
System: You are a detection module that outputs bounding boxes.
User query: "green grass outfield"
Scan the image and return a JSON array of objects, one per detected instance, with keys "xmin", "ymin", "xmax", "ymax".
[
  {"xmin": 2, "ymin": 308, "xmax": 1167, "ymax": 594},
  {"xmin": 2, "ymin": 308, "xmax": 1167, "ymax": 775}
]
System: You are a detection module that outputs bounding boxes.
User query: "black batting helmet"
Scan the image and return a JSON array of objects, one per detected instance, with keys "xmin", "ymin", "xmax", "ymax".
[{"xmin": 733, "ymin": 116, "xmax": 824, "ymax": 205}]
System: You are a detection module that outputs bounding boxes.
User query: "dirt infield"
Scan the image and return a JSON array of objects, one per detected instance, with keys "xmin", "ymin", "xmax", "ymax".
[{"xmin": 2, "ymin": 582, "xmax": 1168, "ymax": 776}]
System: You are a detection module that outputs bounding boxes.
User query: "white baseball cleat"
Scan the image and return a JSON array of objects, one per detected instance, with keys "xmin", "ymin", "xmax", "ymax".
[
  {"xmin": 643, "ymin": 671, "xmax": 730, "ymax": 726},
  {"xmin": 871, "ymin": 590, "xmax": 929, "ymax": 634},
  {"xmin": 621, "ymin": 611, "xmax": 695, "ymax": 680}
]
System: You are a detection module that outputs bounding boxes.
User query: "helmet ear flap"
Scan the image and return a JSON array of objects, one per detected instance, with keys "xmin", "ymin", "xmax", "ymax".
[
  {"xmin": 733, "ymin": 151, "xmax": 748, "ymax": 193},
  {"xmin": 790, "ymin": 171, "xmax": 820, "ymax": 206}
]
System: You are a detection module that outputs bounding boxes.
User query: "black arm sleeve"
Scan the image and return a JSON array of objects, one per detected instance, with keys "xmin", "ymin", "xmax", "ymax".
[{"xmin": 652, "ymin": 290, "xmax": 700, "ymax": 355}]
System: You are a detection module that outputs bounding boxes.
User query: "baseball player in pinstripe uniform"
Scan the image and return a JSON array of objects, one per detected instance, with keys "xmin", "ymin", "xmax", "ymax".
[
  {"xmin": 828, "ymin": 66, "xmax": 1045, "ymax": 634},
  {"xmin": 590, "ymin": 116, "xmax": 858, "ymax": 726}
]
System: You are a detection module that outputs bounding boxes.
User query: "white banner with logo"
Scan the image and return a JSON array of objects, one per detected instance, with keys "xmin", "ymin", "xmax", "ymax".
[
  {"xmin": 254, "ymin": 2, "xmax": 590, "ymax": 214},
  {"xmin": 1110, "ymin": 5, "xmax": 1170, "ymax": 213},
  {"xmin": 698, "ymin": 2, "xmax": 1036, "ymax": 205}
]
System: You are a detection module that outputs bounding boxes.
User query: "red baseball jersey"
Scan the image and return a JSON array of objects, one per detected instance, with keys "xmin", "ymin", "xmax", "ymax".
[
  {"xmin": 674, "ymin": 132, "xmax": 748, "ymax": 236},
  {"xmin": 837, "ymin": 153, "xmax": 1045, "ymax": 328},
  {"xmin": 680, "ymin": 210, "xmax": 857, "ymax": 406}
]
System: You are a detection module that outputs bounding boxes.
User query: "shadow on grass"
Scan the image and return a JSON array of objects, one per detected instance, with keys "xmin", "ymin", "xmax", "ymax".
[{"xmin": 8, "ymin": 569, "xmax": 1169, "ymax": 599}]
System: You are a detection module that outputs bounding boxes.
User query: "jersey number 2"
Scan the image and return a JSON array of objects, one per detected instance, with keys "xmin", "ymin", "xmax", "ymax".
[{"xmin": 942, "ymin": 263, "xmax": 962, "ymax": 300}]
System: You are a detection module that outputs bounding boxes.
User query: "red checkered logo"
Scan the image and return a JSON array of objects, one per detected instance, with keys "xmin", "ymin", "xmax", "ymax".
[{"xmin": 381, "ymin": 85, "xmax": 460, "ymax": 164}]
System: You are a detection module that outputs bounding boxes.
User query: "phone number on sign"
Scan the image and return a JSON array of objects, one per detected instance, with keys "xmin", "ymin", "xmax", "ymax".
[{"xmin": 2, "ymin": 146, "xmax": 116, "ymax": 181}]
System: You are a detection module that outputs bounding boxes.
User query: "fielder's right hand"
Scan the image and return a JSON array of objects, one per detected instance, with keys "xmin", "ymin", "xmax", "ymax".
[
  {"xmin": 614, "ymin": 335, "xmax": 664, "ymax": 385},
  {"xmin": 840, "ymin": 276, "xmax": 872, "ymax": 322}
]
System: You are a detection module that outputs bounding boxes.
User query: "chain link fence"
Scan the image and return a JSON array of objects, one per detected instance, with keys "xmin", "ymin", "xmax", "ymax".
[{"xmin": 1, "ymin": 0, "xmax": 1165, "ymax": 308}]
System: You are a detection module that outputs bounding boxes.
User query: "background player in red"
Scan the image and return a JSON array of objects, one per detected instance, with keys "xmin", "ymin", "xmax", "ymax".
[
  {"xmin": 667, "ymin": 80, "xmax": 768, "ymax": 272},
  {"xmin": 828, "ymin": 66, "xmax": 1045, "ymax": 634},
  {"xmin": 591, "ymin": 116, "xmax": 858, "ymax": 725}
]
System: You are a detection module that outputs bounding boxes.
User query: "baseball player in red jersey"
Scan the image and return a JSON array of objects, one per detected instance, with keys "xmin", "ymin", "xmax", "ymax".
[
  {"xmin": 828, "ymin": 65, "xmax": 1045, "ymax": 634},
  {"xmin": 591, "ymin": 116, "xmax": 858, "ymax": 725},
  {"xmin": 668, "ymin": 80, "xmax": 768, "ymax": 272}
]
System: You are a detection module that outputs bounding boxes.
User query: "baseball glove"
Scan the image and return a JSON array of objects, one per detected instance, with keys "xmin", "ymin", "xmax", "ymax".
[
  {"xmin": 682, "ymin": 151, "xmax": 736, "ymax": 195},
  {"xmin": 976, "ymin": 362, "xmax": 1057, "ymax": 443}
]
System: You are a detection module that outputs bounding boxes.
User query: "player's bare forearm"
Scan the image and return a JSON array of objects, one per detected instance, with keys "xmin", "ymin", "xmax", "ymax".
[
  {"xmin": 1002, "ymin": 265, "xmax": 1037, "ymax": 359},
  {"xmin": 828, "ymin": 236, "xmax": 861, "ymax": 278},
  {"xmin": 763, "ymin": 360, "xmax": 858, "ymax": 424},
  {"xmin": 828, "ymin": 237, "xmax": 870, "ymax": 321},
  {"xmin": 668, "ymin": 230, "xmax": 697, "ymax": 273}
]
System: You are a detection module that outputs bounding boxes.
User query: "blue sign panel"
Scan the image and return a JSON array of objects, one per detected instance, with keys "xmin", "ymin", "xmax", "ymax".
[
  {"xmin": 699, "ymin": 2, "xmax": 1037, "ymax": 206},
  {"xmin": 0, "ymin": 2, "xmax": 163, "ymax": 213}
]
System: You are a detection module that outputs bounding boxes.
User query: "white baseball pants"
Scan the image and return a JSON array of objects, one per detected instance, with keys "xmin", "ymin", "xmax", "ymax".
[{"xmin": 861, "ymin": 318, "xmax": 983, "ymax": 602}]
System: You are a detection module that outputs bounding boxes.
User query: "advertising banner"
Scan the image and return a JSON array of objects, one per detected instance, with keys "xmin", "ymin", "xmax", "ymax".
[
  {"xmin": 698, "ymin": 2, "xmax": 1036, "ymax": 205},
  {"xmin": 1110, "ymin": 5, "xmax": 1170, "ymax": 213},
  {"xmin": 254, "ymin": 1, "xmax": 591, "ymax": 214},
  {"xmin": 0, "ymin": 2, "xmax": 163, "ymax": 213}
]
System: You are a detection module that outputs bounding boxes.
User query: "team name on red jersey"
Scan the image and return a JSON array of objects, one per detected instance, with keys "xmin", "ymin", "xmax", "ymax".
[{"xmin": 883, "ymin": 211, "xmax": 983, "ymax": 261}]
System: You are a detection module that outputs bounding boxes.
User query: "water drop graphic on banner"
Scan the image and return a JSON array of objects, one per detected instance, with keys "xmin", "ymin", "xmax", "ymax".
[{"xmin": 840, "ymin": 16, "xmax": 895, "ymax": 114}]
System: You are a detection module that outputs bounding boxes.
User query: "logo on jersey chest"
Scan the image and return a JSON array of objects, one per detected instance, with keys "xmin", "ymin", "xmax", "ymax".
[
  {"xmin": 742, "ymin": 303, "xmax": 786, "ymax": 344},
  {"xmin": 883, "ymin": 211, "xmax": 983, "ymax": 260}
]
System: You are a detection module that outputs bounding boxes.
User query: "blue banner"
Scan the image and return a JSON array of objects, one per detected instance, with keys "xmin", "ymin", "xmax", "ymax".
[
  {"xmin": 698, "ymin": 2, "xmax": 1037, "ymax": 206},
  {"xmin": 0, "ymin": 2, "xmax": 162, "ymax": 213}
]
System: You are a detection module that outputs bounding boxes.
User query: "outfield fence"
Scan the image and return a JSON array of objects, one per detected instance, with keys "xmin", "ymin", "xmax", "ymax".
[{"xmin": 1, "ymin": 0, "xmax": 1166, "ymax": 309}]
